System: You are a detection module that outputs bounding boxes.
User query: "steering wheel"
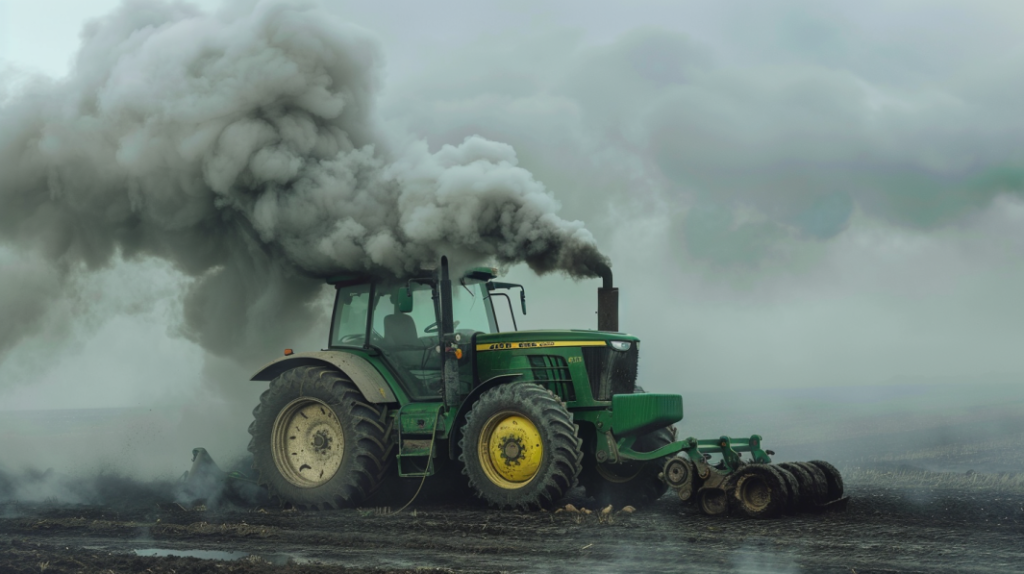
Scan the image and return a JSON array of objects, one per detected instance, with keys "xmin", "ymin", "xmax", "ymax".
[{"xmin": 424, "ymin": 320, "xmax": 460, "ymax": 333}]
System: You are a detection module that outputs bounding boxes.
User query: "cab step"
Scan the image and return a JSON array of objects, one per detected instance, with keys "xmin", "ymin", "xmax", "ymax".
[{"xmin": 396, "ymin": 404, "xmax": 444, "ymax": 478}]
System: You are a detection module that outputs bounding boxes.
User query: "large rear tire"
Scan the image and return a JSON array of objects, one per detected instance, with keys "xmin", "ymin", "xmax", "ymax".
[
  {"xmin": 459, "ymin": 383, "xmax": 582, "ymax": 510},
  {"xmin": 248, "ymin": 366, "xmax": 394, "ymax": 509},
  {"xmin": 582, "ymin": 426, "xmax": 676, "ymax": 507}
]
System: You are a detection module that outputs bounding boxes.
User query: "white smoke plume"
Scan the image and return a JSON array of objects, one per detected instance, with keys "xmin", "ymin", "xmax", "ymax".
[{"xmin": 0, "ymin": 0, "xmax": 608, "ymax": 362}]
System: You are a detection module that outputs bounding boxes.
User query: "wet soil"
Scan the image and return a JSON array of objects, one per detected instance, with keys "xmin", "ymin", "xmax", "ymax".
[{"xmin": 2, "ymin": 479, "xmax": 1023, "ymax": 574}]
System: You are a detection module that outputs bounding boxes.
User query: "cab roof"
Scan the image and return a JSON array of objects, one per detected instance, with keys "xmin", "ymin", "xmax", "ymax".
[{"xmin": 325, "ymin": 266, "xmax": 499, "ymax": 286}]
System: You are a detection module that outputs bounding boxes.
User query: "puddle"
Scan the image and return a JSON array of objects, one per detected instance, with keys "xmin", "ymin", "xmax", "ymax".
[{"xmin": 133, "ymin": 548, "xmax": 299, "ymax": 564}]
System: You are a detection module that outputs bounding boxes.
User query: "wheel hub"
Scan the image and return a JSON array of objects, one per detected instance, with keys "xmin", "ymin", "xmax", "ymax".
[
  {"xmin": 313, "ymin": 430, "xmax": 332, "ymax": 451},
  {"xmin": 479, "ymin": 413, "xmax": 543, "ymax": 487},
  {"xmin": 271, "ymin": 398, "xmax": 345, "ymax": 489},
  {"xmin": 501, "ymin": 437, "xmax": 523, "ymax": 462},
  {"xmin": 665, "ymin": 458, "xmax": 690, "ymax": 486}
]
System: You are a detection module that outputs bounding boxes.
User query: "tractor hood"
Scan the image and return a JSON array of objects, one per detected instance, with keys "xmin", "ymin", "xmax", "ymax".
[{"xmin": 473, "ymin": 330, "xmax": 642, "ymax": 402}]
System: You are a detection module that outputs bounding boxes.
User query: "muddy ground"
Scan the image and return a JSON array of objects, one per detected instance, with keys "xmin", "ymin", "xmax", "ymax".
[
  {"xmin": 3, "ymin": 384, "xmax": 1024, "ymax": 573},
  {"xmin": 2, "ymin": 472, "xmax": 1024, "ymax": 574}
]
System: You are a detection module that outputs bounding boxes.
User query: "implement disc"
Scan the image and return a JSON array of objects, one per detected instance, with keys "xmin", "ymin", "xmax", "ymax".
[{"xmin": 697, "ymin": 487, "xmax": 728, "ymax": 516}]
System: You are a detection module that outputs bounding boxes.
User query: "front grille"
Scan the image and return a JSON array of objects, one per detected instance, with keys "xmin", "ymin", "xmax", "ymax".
[
  {"xmin": 527, "ymin": 355, "xmax": 576, "ymax": 401},
  {"xmin": 582, "ymin": 345, "xmax": 638, "ymax": 401}
]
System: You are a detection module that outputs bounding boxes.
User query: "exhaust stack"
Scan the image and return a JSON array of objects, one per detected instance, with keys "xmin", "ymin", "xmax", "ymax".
[{"xmin": 592, "ymin": 262, "xmax": 618, "ymax": 332}]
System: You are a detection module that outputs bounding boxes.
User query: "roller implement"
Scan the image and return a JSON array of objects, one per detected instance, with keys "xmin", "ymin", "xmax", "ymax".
[{"xmin": 241, "ymin": 257, "xmax": 847, "ymax": 517}]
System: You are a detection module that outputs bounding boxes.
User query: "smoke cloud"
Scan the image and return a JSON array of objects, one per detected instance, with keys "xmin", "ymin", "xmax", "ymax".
[{"xmin": 0, "ymin": 0, "xmax": 608, "ymax": 363}]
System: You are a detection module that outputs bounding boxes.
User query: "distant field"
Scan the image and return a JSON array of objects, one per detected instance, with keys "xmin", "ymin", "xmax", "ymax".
[{"xmin": 2, "ymin": 379, "xmax": 1023, "ymax": 488}]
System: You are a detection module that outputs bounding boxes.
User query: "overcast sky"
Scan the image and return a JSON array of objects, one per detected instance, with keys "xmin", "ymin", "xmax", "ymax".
[{"xmin": 2, "ymin": 0, "xmax": 1024, "ymax": 412}]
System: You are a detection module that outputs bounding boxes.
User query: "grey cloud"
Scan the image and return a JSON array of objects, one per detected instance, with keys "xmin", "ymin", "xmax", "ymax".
[{"xmin": 547, "ymin": 25, "xmax": 1024, "ymax": 265}]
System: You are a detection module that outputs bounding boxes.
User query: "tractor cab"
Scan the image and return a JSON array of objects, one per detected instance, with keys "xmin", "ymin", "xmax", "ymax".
[{"xmin": 326, "ymin": 265, "xmax": 507, "ymax": 401}]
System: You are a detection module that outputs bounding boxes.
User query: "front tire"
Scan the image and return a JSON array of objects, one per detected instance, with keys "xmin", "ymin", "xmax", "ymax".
[
  {"xmin": 459, "ymin": 383, "xmax": 582, "ymax": 510},
  {"xmin": 248, "ymin": 366, "xmax": 394, "ymax": 509}
]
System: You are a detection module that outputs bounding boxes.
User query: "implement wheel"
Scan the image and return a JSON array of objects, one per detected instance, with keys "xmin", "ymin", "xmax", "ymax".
[
  {"xmin": 777, "ymin": 462, "xmax": 818, "ymax": 511},
  {"xmin": 248, "ymin": 366, "xmax": 394, "ymax": 509},
  {"xmin": 664, "ymin": 456, "xmax": 700, "ymax": 502},
  {"xmin": 732, "ymin": 464, "xmax": 788, "ymax": 519},
  {"xmin": 697, "ymin": 487, "xmax": 729, "ymax": 516},
  {"xmin": 795, "ymin": 462, "xmax": 830, "ymax": 505},
  {"xmin": 809, "ymin": 460, "xmax": 845, "ymax": 500},
  {"xmin": 583, "ymin": 426, "xmax": 676, "ymax": 507},
  {"xmin": 459, "ymin": 383, "xmax": 582, "ymax": 510},
  {"xmin": 774, "ymin": 465, "xmax": 800, "ymax": 514}
]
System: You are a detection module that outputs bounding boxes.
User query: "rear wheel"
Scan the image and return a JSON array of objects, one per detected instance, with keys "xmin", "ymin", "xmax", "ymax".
[
  {"xmin": 582, "ymin": 426, "xmax": 676, "ymax": 507},
  {"xmin": 248, "ymin": 366, "xmax": 394, "ymax": 509},
  {"xmin": 459, "ymin": 383, "xmax": 582, "ymax": 510}
]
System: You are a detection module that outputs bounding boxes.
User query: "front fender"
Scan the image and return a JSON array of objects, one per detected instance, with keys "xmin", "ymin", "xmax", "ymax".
[
  {"xmin": 250, "ymin": 350, "xmax": 398, "ymax": 404},
  {"xmin": 447, "ymin": 373, "xmax": 523, "ymax": 460}
]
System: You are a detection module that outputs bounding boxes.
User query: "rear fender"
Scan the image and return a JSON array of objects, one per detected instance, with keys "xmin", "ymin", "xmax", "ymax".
[
  {"xmin": 447, "ymin": 373, "xmax": 522, "ymax": 460},
  {"xmin": 250, "ymin": 350, "xmax": 398, "ymax": 404}
]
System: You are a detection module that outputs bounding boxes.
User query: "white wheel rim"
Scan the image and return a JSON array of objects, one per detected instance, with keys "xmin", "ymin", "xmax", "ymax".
[{"xmin": 271, "ymin": 397, "xmax": 345, "ymax": 488}]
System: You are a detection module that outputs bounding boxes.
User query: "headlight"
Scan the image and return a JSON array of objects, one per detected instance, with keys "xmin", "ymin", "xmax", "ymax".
[{"xmin": 610, "ymin": 340, "xmax": 631, "ymax": 351}]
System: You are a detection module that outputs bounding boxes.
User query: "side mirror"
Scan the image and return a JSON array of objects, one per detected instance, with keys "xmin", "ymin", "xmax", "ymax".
[{"xmin": 488, "ymin": 281, "xmax": 527, "ymax": 315}]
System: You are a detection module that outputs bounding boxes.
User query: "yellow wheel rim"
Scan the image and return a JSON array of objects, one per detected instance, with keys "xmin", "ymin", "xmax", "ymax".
[
  {"xmin": 478, "ymin": 411, "xmax": 543, "ymax": 489},
  {"xmin": 271, "ymin": 397, "xmax": 345, "ymax": 489}
]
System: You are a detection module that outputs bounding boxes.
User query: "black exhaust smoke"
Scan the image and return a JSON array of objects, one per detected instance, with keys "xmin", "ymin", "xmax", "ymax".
[
  {"xmin": 0, "ymin": 1, "xmax": 615, "ymax": 367},
  {"xmin": 592, "ymin": 262, "xmax": 618, "ymax": 332}
]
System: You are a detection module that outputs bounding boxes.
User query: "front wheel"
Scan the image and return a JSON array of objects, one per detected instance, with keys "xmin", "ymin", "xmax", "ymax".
[
  {"xmin": 459, "ymin": 383, "xmax": 582, "ymax": 510},
  {"xmin": 248, "ymin": 366, "xmax": 394, "ymax": 509}
]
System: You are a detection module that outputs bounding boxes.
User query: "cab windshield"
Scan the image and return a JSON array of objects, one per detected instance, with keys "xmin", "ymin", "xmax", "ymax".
[
  {"xmin": 449, "ymin": 279, "xmax": 498, "ymax": 334},
  {"xmin": 328, "ymin": 278, "xmax": 497, "ymax": 400}
]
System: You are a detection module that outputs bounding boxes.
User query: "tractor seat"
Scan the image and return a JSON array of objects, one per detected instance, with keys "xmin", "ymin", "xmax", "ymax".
[
  {"xmin": 382, "ymin": 314, "xmax": 441, "ymax": 396},
  {"xmin": 384, "ymin": 313, "xmax": 421, "ymax": 348}
]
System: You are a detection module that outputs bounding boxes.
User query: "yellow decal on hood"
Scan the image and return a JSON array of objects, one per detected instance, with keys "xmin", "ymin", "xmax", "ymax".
[{"xmin": 475, "ymin": 341, "xmax": 608, "ymax": 352}]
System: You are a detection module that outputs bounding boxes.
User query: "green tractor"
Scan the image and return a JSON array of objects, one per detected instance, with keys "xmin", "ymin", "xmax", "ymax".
[{"xmin": 245, "ymin": 257, "xmax": 846, "ymax": 517}]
